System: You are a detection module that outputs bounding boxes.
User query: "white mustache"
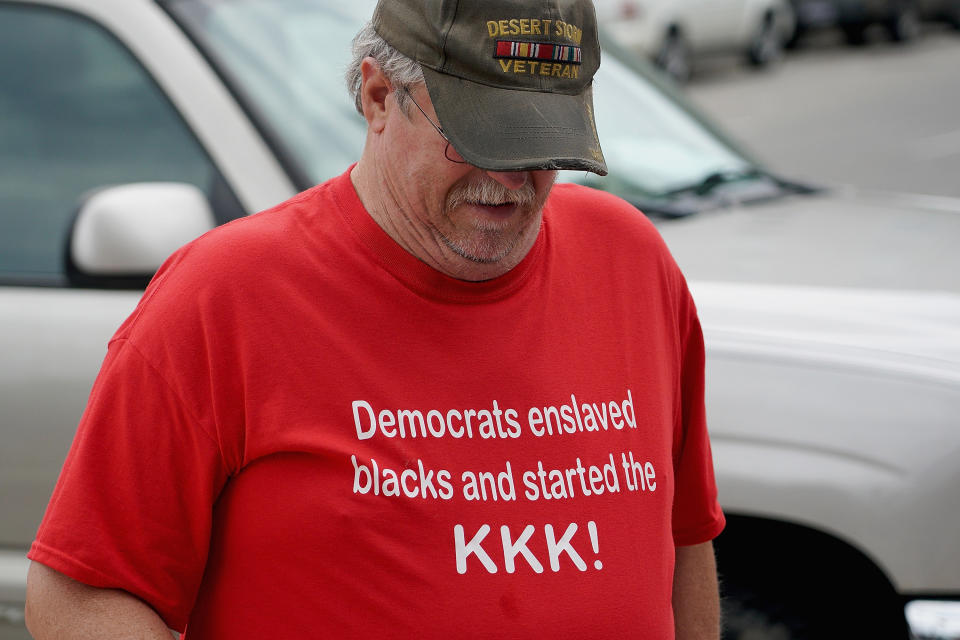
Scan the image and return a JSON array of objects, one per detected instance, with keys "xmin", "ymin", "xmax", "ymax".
[{"xmin": 446, "ymin": 176, "xmax": 537, "ymax": 210}]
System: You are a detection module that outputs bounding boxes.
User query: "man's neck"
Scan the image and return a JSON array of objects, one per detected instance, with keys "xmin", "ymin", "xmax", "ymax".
[{"xmin": 349, "ymin": 160, "xmax": 542, "ymax": 282}]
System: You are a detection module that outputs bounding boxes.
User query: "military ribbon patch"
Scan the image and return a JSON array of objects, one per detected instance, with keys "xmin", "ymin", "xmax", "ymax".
[{"xmin": 494, "ymin": 40, "xmax": 582, "ymax": 64}]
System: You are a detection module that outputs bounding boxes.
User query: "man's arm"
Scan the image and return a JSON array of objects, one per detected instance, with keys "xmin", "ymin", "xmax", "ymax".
[
  {"xmin": 673, "ymin": 541, "xmax": 721, "ymax": 640},
  {"xmin": 25, "ymin": 562, "xmax": 179, "ymax": 639}
]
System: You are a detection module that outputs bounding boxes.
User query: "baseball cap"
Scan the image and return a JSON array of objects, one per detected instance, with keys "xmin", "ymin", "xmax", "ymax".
[{"xmin": 372, "ymin": 0, "xmax": 607, "ymax": 175}]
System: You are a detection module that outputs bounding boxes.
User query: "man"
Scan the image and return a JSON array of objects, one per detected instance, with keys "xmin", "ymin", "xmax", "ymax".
[{"xmin": 25, "ymin": 0, "xmax": 725, "ymax": 637}]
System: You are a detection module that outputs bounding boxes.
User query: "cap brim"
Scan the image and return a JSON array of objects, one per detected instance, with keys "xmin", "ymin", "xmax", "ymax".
[{"xmin": 422, "ymin": 67, "xmax": 608, "ymax": 176}]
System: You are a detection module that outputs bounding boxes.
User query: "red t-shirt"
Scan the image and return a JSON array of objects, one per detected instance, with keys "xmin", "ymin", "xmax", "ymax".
[{"xmin": 30, "ymin": 169, "xmax": 724, "ymax": 638}]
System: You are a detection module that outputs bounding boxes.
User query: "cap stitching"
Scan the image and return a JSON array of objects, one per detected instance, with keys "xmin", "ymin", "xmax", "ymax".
[
  {"xmin": 438, "ymin": 0, "xmax": 463, "ymax": 72},
  {"xmin": 540, "ymin": 0, "xmax": 559, "ymax": 91}
]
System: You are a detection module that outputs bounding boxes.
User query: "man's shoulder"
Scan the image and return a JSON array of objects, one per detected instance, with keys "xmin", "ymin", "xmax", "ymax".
[
  {"xmin": 543, "ymin": 182, "xmax": 688, "ymax": 294},
  {"xmin": 165, "ymin": 178, "xmax": 345, "ymax": 281},
  {"xmin": 204, "ymin": 181, "xmax": 338, "ymax": 252},
  {"xmin": 115, "ymin": 178, "xmax": 349, "ymax": 338},
  {"xmin": 545, "ymin": 182, "xmax": 665, "ymax": 245}
]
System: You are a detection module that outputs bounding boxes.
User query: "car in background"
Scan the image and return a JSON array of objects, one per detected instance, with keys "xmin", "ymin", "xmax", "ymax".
[
  {"xmin": 594, "ymin": 0, "xmax": 796, "ymax": 81},
  {"xmin": 1, "ymin": 1, "xmax": 959, "ymax": 639},
  {"xmin": 790, "ymin": 0, "xmax": 960, "ymax": 45}
]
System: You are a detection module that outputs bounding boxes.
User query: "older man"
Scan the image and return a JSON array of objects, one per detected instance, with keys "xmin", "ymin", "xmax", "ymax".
[{"xmin": 25, "ymin": 0, "xmax": 724, "ymax": 638}]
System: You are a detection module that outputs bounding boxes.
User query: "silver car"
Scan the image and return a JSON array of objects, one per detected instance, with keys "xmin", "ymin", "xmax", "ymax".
[{"xmin": 1, "ymin": 1, "xmax": 958, "ymax": 638}]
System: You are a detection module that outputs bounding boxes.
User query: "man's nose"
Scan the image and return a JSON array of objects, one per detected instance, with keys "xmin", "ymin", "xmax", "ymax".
[{"xmin": 484, "ymin": 170, "xmax": 528, "ymax": 191}]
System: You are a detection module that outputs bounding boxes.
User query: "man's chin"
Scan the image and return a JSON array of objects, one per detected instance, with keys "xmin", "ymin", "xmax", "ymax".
[
  {"xmin": 441, "ymin": 232, "xmax": 516, "ymax": 265},
  {"xmin": 438, "ymin": 200, "xmax": 545, "ymax": 268}
]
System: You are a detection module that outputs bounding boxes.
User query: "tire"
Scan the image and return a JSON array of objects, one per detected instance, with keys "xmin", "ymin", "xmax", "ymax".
[
  {"xmin": 716, "ymin": 518, "xmax": 911, "ymax": 640},
  {"xmin": 654, "ymin": 29, "xmax": 692, "ymax": 83},
  {"xmin": 785, "ymin": 24, "xmax": 805, "ymax": 49},
  {"xmin": 722, "ymin": 582, "xmax": 807, "ymax": 640},
  {"xmin": 747, "ymin": 13, "xmax": 784, "ymax": 67},
  {"xmin": 887, "ymin": 1, "xmax": 921, "ymax": 41},
  {"xmin": 944, "ymin": 0, "xmax": 960, "ymax": 28},
  {"xmin": 721, "ymin": 576, "xmax": 908, "ymax": 640},
  {"xmin": 842, "ymin": 21, "xmax": 868, "ymax": 44}
]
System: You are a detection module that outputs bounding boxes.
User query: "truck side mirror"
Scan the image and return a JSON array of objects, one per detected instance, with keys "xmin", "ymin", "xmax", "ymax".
[{"xmin": 67, "ymin": 183, "xmax": 216, "ymax": 288}]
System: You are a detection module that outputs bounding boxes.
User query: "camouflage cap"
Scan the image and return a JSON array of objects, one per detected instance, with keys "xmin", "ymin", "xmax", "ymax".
[{"xmin": 373, "ymin": 0, "xmax": 607, "ymax": 175}]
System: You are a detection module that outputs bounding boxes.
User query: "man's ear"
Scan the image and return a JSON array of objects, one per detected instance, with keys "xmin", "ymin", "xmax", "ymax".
[{"xmin": 359, "ymin": 57, "xmax": 391, "ymax": 133}]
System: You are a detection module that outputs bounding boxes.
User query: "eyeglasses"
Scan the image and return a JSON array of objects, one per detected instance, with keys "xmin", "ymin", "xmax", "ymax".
[{"xmin": 402, "ymin": 87, "xmax": 466, "ymax": 164}]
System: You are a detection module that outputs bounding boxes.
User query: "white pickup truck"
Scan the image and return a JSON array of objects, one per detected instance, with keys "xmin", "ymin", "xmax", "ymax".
[{"xmin": 1, "ymin": 1, "xmax": 957, "ymax": 638}]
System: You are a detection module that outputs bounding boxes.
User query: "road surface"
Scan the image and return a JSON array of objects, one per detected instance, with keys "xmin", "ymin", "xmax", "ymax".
[{"xmin": 684, "ymin": 27, "xmax": 960, "ymax": 199}]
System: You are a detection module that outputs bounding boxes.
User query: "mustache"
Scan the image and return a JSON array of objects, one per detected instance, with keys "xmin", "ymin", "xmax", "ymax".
[{"xmin": 445, "ymin": 176, "xmax": 538, "ymax": 210}]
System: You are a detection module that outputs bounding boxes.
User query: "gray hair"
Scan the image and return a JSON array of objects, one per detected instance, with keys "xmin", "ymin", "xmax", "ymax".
[{"xmin": 346, "ymin": 21, "xmax": 425, "ymax": 115}]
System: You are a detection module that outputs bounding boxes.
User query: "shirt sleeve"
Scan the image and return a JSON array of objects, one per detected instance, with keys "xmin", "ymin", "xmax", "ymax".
[
  {"xmin": 670, "ymin": 281, "xmax": 726, "ymax": 547},
  {"xmin": 28, "ymin": 338, "xmax": 230, "ymax": 632}
]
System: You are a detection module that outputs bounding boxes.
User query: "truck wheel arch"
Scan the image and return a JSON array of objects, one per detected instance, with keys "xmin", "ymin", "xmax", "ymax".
[{"xmin": 714, "ymin": 514, "xmax": 909, "ymax": 638}]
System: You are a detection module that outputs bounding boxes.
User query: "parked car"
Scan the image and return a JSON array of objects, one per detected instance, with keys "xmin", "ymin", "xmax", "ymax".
[
  {"xmin": 1, "ymin": 1, "xmax": 958, "ymax": 639},
  {"xmin": 789, "ymin": 0, "xmax": 960, "ymax": 45},
  {"xmin": 594, "ymin": 0, "xmax": 796, "ymax": 81}
]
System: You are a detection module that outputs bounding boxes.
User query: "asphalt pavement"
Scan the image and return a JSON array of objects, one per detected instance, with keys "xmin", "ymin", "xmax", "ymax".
[{"xmin": 682, "ymin": 26, "xmax": 960, "ymax": 199}]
